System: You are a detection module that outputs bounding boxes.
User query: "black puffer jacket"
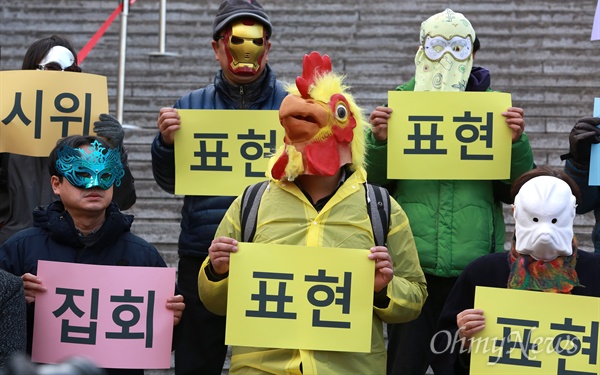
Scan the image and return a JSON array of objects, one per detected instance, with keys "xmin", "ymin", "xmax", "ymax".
[{"xmin": 0, "ymin": 201, "xmax": 166, "ymax": 276}]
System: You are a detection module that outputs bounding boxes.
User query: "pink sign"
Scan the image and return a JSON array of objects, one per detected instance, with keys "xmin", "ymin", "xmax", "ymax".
[{"xmin": 32, "ymin": 261, "xmax": 176, "ymax": 369}]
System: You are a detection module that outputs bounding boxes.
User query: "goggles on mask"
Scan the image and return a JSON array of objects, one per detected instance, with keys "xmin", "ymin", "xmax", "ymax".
[
  {"xmin": 423, "ymin": 35, "xmax": 473, "ymax": 62},
  {"xmin": 37, "ymin": 46, "xmax": 81, "ymax": 72},
  {"xmin": 223, "ymin": 20, "xmax": 266, "ymax": 75},
  {"xmin": 56, "ymin": 140, "xmax": 124, "ymax": 190},
  {"xmin": 38, "ymin": 62, "xmax": 82, "ymax": 72}
]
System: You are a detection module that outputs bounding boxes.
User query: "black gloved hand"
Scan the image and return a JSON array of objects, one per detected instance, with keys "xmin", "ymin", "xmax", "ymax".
[
  {"xmin": 94, "ymin": 113, "xmax": 125, "ymax": 148},
  {"xmin": 567, "ymin": 116, "xmax": 600, "ymax": 166}
]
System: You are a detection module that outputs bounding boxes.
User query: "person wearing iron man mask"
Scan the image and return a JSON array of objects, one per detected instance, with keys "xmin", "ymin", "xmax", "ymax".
[
  {"xmin": 218, "ymin": 19, "xmax": 268, "ymax": 77},
  {"xmin": 210, "ymin": 0, "xmax": 273, "ymax": 86},
  {"xmin": 151, "ymin": 1, "xmax": 288, "ymax": 374}
]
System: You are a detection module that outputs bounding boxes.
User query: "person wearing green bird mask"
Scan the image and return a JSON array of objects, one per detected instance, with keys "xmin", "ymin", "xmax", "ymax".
[{"xmin": 365, "ymin": 9, "xmax": 535, "ymax": 374}]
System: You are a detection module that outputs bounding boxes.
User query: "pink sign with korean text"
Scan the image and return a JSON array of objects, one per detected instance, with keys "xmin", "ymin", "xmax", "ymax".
[{"xmin": 32, "ymin": 261, "xmax": 176, "ymax": 369}]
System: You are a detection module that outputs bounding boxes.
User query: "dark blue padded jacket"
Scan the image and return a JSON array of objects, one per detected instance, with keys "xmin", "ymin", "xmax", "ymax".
[{"xmin": 0, "ymin": 201, "xmax": 167, "ymax": 275}]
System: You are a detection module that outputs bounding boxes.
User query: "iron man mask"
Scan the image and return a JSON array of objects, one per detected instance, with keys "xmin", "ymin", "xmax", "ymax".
[{"xmin": 223, "ymin": 20, "xmax": 266, "ymax": 75}]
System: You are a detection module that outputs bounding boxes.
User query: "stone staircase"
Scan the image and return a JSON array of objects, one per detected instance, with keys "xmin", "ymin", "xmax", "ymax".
[{"xmin": 2, "ymin": 0, "xmax": 600, "ymax": 373}]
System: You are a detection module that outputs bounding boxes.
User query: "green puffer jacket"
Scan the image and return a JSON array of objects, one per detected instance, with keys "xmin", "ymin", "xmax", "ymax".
[{"xmin": 365, "ymin": 79, "xmax": 534, "ymax": 278}]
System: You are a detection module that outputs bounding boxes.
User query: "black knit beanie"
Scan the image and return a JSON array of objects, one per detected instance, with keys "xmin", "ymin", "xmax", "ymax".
[{"xmin": 212, "ymin": 0, "xmax": 272, "ymax": 41}]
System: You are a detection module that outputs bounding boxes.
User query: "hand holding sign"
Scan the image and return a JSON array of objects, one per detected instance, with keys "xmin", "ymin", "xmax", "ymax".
[
  {"xmin": 455, "ymin": 308, "xmax": 485, "ymax": 349},
  {"xmin": 369, "ymin": 106, "xmax": 393, "ymax": 142},
  {"xmin": 502, "ymin": 106, "xmax": 525, "ymax": 142},
  {"xmin": 208, "ymin": 236, "xmax": 239, "ymax": 276},
  {"xmin": 21, "ymin": 273, "xmax": 47, "ymax": 304},
  {"xmin": 369, "ymin": 246, "xmax": 394, "ymax": 293},
  {"xmin": 167, "ymin": 294, "xmax": 185, "ymax": 326},
  {"xmin": 157, "ymin": 107, "xmax": 181, "ymax": 146}
]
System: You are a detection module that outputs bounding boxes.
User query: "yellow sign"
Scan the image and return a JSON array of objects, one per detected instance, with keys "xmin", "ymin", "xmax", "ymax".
[
  {"xmin": 174, "ymin": 110, "xmax": 283, "ymax": 196},
  {"xmin": 469, "ymin": 286, "xmax": 600, "ymax": 374},
  {"xmin": 0, "ymin": 70, "xmax": 108, "ymax": 156},
  {"xmin": 226, "ymin": 242, "xmax": 375, "ymax": 353},
  {"xmin": 387, "ymin": 91, "xmax": 512, "ymax": 180}
]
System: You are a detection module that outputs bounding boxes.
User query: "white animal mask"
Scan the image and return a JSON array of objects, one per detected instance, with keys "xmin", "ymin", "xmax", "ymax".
[{"xmin": 513, "ymin": 176, "xmax": 576, "ymax": 261}]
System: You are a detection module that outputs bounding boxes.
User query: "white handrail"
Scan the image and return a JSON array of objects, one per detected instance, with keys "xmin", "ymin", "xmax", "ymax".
[
  {"xmin": 158, "ymin": 0, "xmax": 167, "ymax": 53},
  {"xmin": 150, "ymin": 0, "xmax": 178, "ymax": 57}
]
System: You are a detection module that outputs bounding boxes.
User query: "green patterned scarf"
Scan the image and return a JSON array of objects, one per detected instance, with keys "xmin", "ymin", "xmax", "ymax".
[{"xmin": 507, "ymin": 239, "xmax": 580, "ymax": 293}]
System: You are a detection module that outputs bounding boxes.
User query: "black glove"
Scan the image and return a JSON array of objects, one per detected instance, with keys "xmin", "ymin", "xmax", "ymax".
[
  {"xmin": 94, "ymin": 113, "xmax": 124, "ymax": 148},
  {"xmin": 565, "ymin": 116, "xmax": 600, "ymax": 166}
]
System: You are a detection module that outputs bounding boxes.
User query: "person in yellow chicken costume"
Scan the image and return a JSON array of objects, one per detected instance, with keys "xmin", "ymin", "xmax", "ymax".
[{"xmin": 198, "ymin": 51, "xmax": 427, "ymax": 374}]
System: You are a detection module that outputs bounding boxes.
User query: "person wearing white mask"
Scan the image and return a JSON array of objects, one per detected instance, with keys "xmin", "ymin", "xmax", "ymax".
[
  {"xmin": 35, "ymin": 44, "xmax": 82, "ymax": 72},
  {"xmin": 430, "ymin": 166, "xmax": 600, "ymax": 374},
  {"xmin": 0, "ymin": 35, "xmax": 136, "ymax": 245}
]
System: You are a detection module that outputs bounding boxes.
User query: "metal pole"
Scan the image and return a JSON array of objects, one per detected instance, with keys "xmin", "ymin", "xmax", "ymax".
[
  {"xmin": 158, "ymin": 0, "xmax": 166, "ymax": 53},
  {"xmin": 149, "ymin": 0, "xmax": 178, "ymax": 57},
  {"xmin": 116, "ymin": 0, "xmax": 129, "ymax": 123}
]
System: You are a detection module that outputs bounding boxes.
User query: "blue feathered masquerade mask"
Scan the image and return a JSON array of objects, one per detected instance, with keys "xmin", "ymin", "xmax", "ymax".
[{"xmin": 55, "ymin": 140, "xmax": 124, "ymax": 190}]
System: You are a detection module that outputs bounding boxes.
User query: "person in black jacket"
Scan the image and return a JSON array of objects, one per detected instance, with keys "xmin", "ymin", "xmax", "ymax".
[
  {"xmin": 150, "ymin": 1, "xmax": 287, "ymax": 373},
  {"xmin": 562, "ymin": 116, "xmax": 600, "ymax": 253},
  {"xmin": 0, "ymin": 35, "xmax": 136, "ymax": 245},
  {"xmin": 0, "ymin": 135, "xmax": 184, "ymax": 375},
  {"xmin": 431, "ymin": 166, "xmax": 600, "ymax": 374}
]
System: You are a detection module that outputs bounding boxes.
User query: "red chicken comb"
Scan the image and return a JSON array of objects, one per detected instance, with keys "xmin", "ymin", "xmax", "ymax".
[{"xmin": 296, "ymin": 51, "xmax": 332, "ymax": 99}]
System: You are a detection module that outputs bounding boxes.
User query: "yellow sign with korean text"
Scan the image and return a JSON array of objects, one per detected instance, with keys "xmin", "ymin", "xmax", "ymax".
[
  {"xmin": 0, "ymin": 70, "xmax": 108, "ymax": 156},
  {"xmin": 470, "ymin": 286, "xmax": 600, "ymax": 374},
  {"xmin": 387, "ymin": 91, "xmax": 512, "ymax": 180},
  {"xmin": 174, "ymin": 110, "xmax": 283, "ymax": 196},
  {"xmin": 226, "ymin": 242, "xmax": 375, "ymax": 353}
]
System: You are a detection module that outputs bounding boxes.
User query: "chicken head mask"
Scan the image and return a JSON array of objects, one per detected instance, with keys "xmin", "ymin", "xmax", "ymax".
[{"xmin": 270, "ymin": 52, "xmax": 367, "ymax": 181}]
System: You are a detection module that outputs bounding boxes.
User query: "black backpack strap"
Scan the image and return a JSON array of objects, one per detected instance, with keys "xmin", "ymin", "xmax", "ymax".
[
  {"xmin": 241, "ymin": 181, "xmax": 390, "ymax": 246},
  {"xmin": 365, "ymin": 183, "xmax": 391, "ymax": 247},
  {"xmin": 240, "ymin": 181, "xmax": 269, "ymax": 242}
]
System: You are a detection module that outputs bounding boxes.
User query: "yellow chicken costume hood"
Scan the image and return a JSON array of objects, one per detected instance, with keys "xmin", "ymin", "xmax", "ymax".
[{"xmin": 270, "ymin": 51, "xmax": 367, "ymax": 181}]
